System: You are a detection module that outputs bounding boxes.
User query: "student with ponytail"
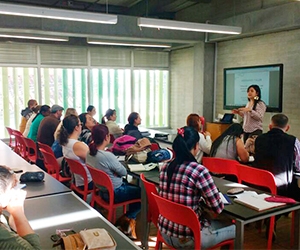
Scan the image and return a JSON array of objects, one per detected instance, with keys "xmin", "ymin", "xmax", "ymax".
[
  {"xmin": 159, "ymin": 126, "xmax": 235, "ymax": 249},
  {"xmin": 101, "ymin": 109, "xmax": 123, "ymax": 139},
  {"xmin": 86, "ymin": 124, "xmax": 141, "ymax": 240},
  {"xmin": 59, "ymin": 114, "xmax": 93, "ymax": 190}
]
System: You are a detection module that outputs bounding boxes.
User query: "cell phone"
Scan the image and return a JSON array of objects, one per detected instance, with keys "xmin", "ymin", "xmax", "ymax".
[
  {"xmin": 12, "ymin": 168, "xmax": 23, "ymax": 173},
  {"xmin": 227, "ymin": 187, "xmax": 244, "ymax": 195}
]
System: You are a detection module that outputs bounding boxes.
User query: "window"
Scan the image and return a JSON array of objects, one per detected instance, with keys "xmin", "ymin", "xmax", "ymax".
[{"xmin": 0, "ymin": 44, "xmax": 169, "ymax": 139}]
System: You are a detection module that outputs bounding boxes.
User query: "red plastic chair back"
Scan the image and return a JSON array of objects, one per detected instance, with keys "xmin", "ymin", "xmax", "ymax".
[
  {"xmin": 140, "ymin": 173, "xmax": 159, "ymax": 225},
  {"xmin": 65, "ymin": 158, "xmax": 92, "ymax": 202},
  {"xmin": 140, "ymin": 174, "xmax": 164, "ymax": 250},
  {"xmin": 202, "ymin": 157, "xmax": 240, "ymax": 182},
  {"xmin": 5, "ymin": 126, "xmax": 15, "ymax": 149},
  {"xmin": 86, "ymin": 164, "xmax": 141, "ymax": 223},
  {"xmin": 37, "ymin": 142, "xmax": 53, "ymax": 160},
  {"xmin": 39, "ymin": 148, "xmax": 71, "ymax": 183},
  {"xmin": 237, "ymin": 164, "xmax": 277, "ymax": 249},
  {"xmin": 23, "ymin": 137, "xmax": 38, "ymax": 163},
  {"xmin": 13, "ymin": 133, "xmax": 27, "ymax": 159},
  {"xmin": 152, "ymin": 193, "xmax": 234, "ymax": 250},
  {"xmin": 237, "ymin": 164, "xmax": 277, "ymax": 194}
]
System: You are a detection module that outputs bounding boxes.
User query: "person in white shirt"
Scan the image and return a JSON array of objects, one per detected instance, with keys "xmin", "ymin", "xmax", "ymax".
[{"xmin": 186, "ymin": 113, "xmax": 212, "ymax": 163}]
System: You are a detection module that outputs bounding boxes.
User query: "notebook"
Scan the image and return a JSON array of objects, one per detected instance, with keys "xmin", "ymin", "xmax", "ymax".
[
  {"xmin": 234, "ymin": 192, "xmax": 286, "ymax": 211},
  {"xmin": 127, "ymin": 163, "xmax": 158, "ymax": 172}
]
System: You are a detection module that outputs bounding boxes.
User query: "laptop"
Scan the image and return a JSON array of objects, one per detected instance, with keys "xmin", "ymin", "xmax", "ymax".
[{"xmin": 220, "ymin": 113, "xmax": 234, "ymax": 124}]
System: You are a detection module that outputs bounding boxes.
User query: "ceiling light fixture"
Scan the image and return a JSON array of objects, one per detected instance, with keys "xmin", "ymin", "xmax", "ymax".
[
  {"xmin": 0, "ymin": 3, "xmax": 118, "ymax": 24},
  {"xmin": 87, "ymin": 38, "xmax": 171, "ymax": 48},
  {"xmin": 137, "ymin": 17, "xmax": 242, "ymax": 35},
  {"xmin": 0, "ymin": 33, "xmax": 69, "ymax": 42}
]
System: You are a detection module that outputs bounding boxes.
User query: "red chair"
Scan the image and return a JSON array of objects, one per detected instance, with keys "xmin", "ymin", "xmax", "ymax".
[
  {"xmin": 66, "ymin": 158, "xmax": 92, "ymax": 202},
  {"xmin": 86, "ymin": 164, "xmax": 141, "ymax": 223},
  {"xmin": 39, "ymin": 148, "xmax": 71, "ymax": 184},
  {"xmin": 13, "ymin": 133, "xmax": 27, "ymax": 160},
  {"xmin": 140, "ymin": 174, "xmax": 165, "ymax": 250},
  {"xmin": 5, "ymin": 126, "xmax": 16, "ymax": 149},
  {"xmin": 23, "ymin": 137, "xmax": 38, "ymax": 164},
  {"xmin": 202, "ymin": 157, "xmax": 240, "ymax": 182},
  {"xmin": 37, "ymin": 141, "xmax": 54, "ymax": 160},
  {"xmin": 152, "ymin": 192, "xmax": 234, "ymax": 250},
  {"xmin": 237, "ymin": 164, "xmax": 277, "ymax": 249}
]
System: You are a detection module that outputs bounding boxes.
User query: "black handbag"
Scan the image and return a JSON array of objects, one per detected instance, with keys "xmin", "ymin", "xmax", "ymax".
[{"xmin": 20, "ymin": 171, "xmax": 45, "ymax": 182}]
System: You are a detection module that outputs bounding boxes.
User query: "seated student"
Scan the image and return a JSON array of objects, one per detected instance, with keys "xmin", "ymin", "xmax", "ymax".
[
  {"xmin": 254, "ymin": 114, "xmax": 300, "ymax": 200},
  {"xmin": 78, "ymin": 113, "xmax": 97, "ymax": 145},
  {"xmin": 0, "ymin": 165, "xmax": 41, "ymax": 249},
  {"xmin": 86, "ymin": 124, "xmax": 141, "ymax": 240},
  {"xmin": 210, "ymin": 123, "xmax": 249, "ymax": 163},
  {"xmin": 52, "ymin": 108, "xmax": 78, "ymax": 165},
  {"xmin": 186, "ymin": 113, "xmax": 212, "ymax": 163},
  {"xmin": 123, "ymin": 112, "xmax": 142, "ymax": 139},
  {"xmin": 59, "ymin": 114, "xmax": 93, "ymax": 190},
  {"xmin": 101, "ymin": 109, "xmax": 123, "ymax": 139},
  {"xmin": 159, "ymin": 127, "xmax": 235, "ymax": 249},
  {"xmin": 23, "ymin": 105, "xmax": 41, "ymax": 138},
  {"xmin": 19, "ymin": 99, "xmax": 38, "ymax": 134},
  {"xmin": 87, "ymin": 105, "xmax": 96, "ymax": 118},
  {"xmin": 27, "ymin": 105, "xmax": 51, "ymax": 142}
]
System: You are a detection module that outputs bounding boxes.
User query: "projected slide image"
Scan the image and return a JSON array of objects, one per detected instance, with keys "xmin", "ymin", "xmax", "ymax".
[{"xmin": 234, "ymin": 71, "xmax": 270, "ymax": 105}]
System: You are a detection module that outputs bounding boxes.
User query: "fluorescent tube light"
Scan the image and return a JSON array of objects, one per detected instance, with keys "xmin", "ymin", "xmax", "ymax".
[
  {"xmin": 87, "ymin": 38, "xmax": 171, "ymax": 48},
  {"xmin": 138, "ymin": 17, "xmax": 242, "ymax": 35},
  {"xmin": 0, "ymin": 3, "xmax": 118, "ymax": 24},
  {"xmin": 0, "ymin": 33, "xmax": 69, "ymax": 42}
]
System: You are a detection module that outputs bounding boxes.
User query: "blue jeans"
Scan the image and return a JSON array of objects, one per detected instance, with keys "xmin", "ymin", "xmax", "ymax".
[
  {"xmin": 101, "ymin": 182, "xmax": 141, "ymax": 219},
  {"xmin": 161, "ymin": 219, "xmax": 235, "ymax": 249}
]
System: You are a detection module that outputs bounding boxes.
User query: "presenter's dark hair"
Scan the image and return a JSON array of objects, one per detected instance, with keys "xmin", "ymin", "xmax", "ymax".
[
  {"xmin": 89, "ymin": 124, "xmax": 109, "ymax": 156},
  {"xmin": 127, "ymin": 112, "xmax": 139, "ymax": 125},
  {"xmin": 247, "ymin": 84, "xmax": 262, "ymax": 111},
  {"xmin": 210, "ymin": 123, "xmax": 244, "ymax": 157},
  {"xmin": 59, "ymin": 114, "xmax": 79, "ymax": 146},
  {"xmin": 167, "ymin": 126, "xmax": 199, "ymax": 188}
]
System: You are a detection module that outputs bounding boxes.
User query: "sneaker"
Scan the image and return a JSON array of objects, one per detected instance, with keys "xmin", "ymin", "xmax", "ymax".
[{"xmin": 127, "ymin": 219, "xmax": 137, "ymax": 240}]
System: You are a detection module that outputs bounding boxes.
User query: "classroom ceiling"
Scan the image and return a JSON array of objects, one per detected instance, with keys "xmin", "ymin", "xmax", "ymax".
[{"xmin": 0, "ymin": 0, "xmax": 211, "ymax": 19}]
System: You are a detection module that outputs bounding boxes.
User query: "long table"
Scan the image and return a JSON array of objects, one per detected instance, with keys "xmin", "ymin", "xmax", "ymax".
[
  {"xmin": 130, "ymin": 168, "xmax": 300, "ymax": 249},
  {"xmin": 25, "ymin": 192, "xmax": 140, "ymax": 249},
  {"xmin": 0, "ymin": 140, "xmax": 70, "ymax": 198}
]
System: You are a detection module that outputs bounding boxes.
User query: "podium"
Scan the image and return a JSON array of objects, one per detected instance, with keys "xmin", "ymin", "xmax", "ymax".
[{"xmin": 206, "ymin": 122, "xmax": 230, "ymax": 141}]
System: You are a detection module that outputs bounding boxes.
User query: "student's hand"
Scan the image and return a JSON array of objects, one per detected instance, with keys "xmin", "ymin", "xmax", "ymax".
[
  {"xmin": 5, "ymin": 189, "xmax": 27, "ymax": 215},
  {"xmin": 204, "ymin": 131, "xmax": 211, "ymax": 137}
]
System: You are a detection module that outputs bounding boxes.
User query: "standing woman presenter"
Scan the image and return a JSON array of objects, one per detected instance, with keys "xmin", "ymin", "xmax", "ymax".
[{"xmin": 232, "ymin": 84, "xmax": 266, "ymax": 142}]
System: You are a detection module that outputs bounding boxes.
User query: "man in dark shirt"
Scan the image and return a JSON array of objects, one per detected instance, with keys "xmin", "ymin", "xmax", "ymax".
[
  {"xmin": 254, "ymin": 113, "xmax": 300, "ymax": 200},
  {"xmin": 37, "ymin": 105, "xmax": 64, "ymax": 146}
]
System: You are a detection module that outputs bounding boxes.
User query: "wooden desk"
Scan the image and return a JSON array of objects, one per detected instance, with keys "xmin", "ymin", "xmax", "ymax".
[
  {"xmin": 206, "ymin": 122, "xmax": 231, "ymax": 141},
  {"xmin": 25, "ymin": 192, "xmax": 140, "ymax": 250}
]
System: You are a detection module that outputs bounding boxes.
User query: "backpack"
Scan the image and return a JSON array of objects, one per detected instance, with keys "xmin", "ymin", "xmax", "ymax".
[
  {"xmin": 60, "ymin": 157, "xmax": 71, "ymax": 177},
  {"xmin": 111, "ymin": 135, "xmax": 137, "ymax": 155}
]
